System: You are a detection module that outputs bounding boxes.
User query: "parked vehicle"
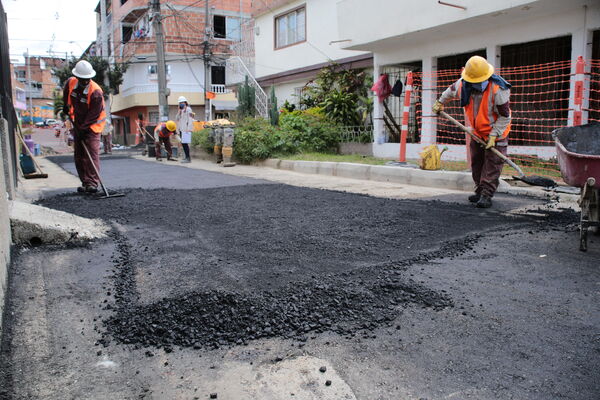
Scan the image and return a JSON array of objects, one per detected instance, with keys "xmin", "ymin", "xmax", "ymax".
[{"xmin": 35, "ymin": 118, "xmax": 59, "ymax": 128}]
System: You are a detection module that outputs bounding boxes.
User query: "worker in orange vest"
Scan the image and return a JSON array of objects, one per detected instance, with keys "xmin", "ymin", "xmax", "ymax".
[
  {"xmin": 153, "ymin": 120, "xmax": 177, "ymax": 161},
  {"xmin": 62, "ymin": 60, "xmax": 106, "ymax": 193},
  {"xmin": 433, "ymin": 55, "xmax": 512, "ymax": 208}
]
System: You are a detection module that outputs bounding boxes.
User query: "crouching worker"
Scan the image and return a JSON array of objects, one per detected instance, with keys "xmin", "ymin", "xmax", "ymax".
[
  {"xmin": 432, "ymin": 55, "xmax": 512, "ymax": 208},
  {"xmin": 154, "ymin": 120, "xmax": 177, "ymax": 161}
]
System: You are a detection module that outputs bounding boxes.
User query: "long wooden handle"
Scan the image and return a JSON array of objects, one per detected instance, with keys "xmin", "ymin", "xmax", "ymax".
[
  {"xmin": 438, "ymin": 111, "xmax": 525, "ymax": 177},
  {"xmin": 16, "ymin": 127, "xmax": 45, "ymax": 174}
]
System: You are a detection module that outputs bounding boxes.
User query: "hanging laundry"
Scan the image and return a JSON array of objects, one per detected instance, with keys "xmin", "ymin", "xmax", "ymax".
[
  {"xmin": 391, "ymin": 79, "xmax": 403, "ymax": 97},
  {"xmin": 371, "ymin": 74, "xmax": 392, "ymax": 102}
]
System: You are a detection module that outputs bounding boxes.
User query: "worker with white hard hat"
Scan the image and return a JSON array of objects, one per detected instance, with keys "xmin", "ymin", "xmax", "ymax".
[
  {"xmin": 432, "ymin": 55, "xmax": 512, "ymax": 209},
  {"xmin": 62, "ymin": 59, "xmax": 106, "ymax": 193},
  {"xmin": 175, "ymin": 95, "xmax": 195, "ymax": 163}
]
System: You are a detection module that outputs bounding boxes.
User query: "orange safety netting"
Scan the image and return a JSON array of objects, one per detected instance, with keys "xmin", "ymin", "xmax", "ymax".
[{"xmin": 407, "ymin": 59, "xmax": 599, "ymax": 180}]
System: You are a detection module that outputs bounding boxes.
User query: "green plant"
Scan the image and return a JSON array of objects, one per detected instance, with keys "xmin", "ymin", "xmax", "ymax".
[
  {"xmin": 279, "ymin": 111, "xmax": 340, "ymax": 153},
  {"xmin": 52, "ymin": 56, "xmax": 129, "ymax": 95},
  {"xmin": 298, "ymin": 63, "xmax": 373, "ymax": 125},
  {"xmin": 237, "ymin": 76, "xmax": 256, "ymax": 118},
  {"xmin": 192, "ymin": 129, "xmax": 214, "ymax": 153},
  {"xmin": 269, "ymin": 86, "xmax": 279, "ymax": 126},
  {"xmin": 52, "ymin": 90, "xmax": 64, "ymax": 119},
  {"xmin": 233, "ymin": 118, "xmax": 276, "ymax": 163}
]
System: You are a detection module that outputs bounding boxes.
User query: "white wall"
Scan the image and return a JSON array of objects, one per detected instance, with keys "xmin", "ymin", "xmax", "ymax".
[
  {"xmin": 121, "ymin": 58, "xmax": 206, "ymax": 97},
  {"xmin": 337, "ymin": 0, "xmax": 593, "ymax": 51},
  {"xmin": 254, "ymin": 0, "xmax": 368, "ymax": 78},
  {"xmin": 363, "ymin": 2, "xmax": 600, "ymax": 160}
]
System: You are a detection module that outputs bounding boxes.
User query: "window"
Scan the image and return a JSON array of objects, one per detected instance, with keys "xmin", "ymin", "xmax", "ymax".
[
  {"xmin": 148, "ymin": 64, "xmax": 171, "ymax": 75},
  {"xmin": 211, "ymin": 66, "xmax": 225, "ymax": 85},
  {"xmin": 122, "ymin": 24, "xmax": 133, "ymax": 44},
  {"xmin": 213, "ymin": 15, "xmax": 226, "ymax": 38},
  {"xmin": 16, "ymin": 70, "xmax": 26, "ymax": 81},
  {"xmin": 149, "ymin": 111, "xmax": 159, "ymax": 125},
  {"xmin": 212, "ymin": 15, "xmax": 241, "ymax": 41},
  {"xmin": 275, "ymin": 6, "xmax": 305, "ymax": 49}
]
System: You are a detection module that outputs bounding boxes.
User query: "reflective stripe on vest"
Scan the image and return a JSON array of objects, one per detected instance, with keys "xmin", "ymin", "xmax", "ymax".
[
  {"xmin": 66, "ymin": 77, "xmax": 107, "ymax": 134},
  {"xmin": 458, "ymin": 81, "xmax": 510, "ymax": 141}
]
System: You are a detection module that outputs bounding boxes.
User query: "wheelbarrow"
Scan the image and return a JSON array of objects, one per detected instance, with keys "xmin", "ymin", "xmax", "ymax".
[{"xmin": 553, "ymin": 123, "xmax": 600, "ymax": 251}]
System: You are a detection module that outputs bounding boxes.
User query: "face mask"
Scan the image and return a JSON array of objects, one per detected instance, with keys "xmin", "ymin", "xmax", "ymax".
[
  {"xmin": 77, "ymin": 78, "xmax": 90, "ymax": 87},
  {"xmin": 470, "ymin": 80, "xmax": 489, "ymax": 92},
  {"xmin": 179, "ymin": 103, "xmax": 185, "ymax": 109}
]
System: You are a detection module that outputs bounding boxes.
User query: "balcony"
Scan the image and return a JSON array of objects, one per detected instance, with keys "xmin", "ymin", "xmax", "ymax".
[{"xmin": 211, "ymin": 84, "xmax": 231, "ymax": 94}]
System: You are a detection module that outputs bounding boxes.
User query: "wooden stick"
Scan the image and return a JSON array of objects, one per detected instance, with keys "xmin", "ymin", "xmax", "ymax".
[{"xmin": 439, "ymin": 111, "xmax": 525, "ymax": 177}]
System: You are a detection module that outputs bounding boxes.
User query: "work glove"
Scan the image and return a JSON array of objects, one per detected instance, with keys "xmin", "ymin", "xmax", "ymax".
[
  {"xmin": 432, "ymin": 100, "xmax": 444, "ymax": 114},
  {"xmin": 485, "ymin": 135, "xmax": 497, "ymax": 149}
]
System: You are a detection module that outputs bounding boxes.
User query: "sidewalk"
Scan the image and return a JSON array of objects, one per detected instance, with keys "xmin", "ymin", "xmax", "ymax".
[{"xmin": 132, "ymin": 154, "xmax": 466, "ymax": 200}]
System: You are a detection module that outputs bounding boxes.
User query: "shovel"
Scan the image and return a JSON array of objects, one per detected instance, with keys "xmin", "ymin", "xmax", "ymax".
[
  {"xmin": 70, "ymin": 117, "xmax": 125, "ymax": 199},
  {"xmin": 439, "ymin": 111, "xmax": 556, "ymax": 187}
]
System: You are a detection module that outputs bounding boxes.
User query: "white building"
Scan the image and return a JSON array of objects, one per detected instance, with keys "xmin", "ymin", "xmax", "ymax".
[
  {"xmin": 228, "ymin": 0, "xmax": 372, "ymax": 117},
  {"xmin": 336, "ymin": 0, "xmax": 600, "ymax": 160}
]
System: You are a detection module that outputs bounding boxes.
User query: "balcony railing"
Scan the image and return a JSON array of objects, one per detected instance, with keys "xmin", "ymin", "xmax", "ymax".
[{"xmin": 211, "ymin": 84, "xmax": 230, "ymax": 94}]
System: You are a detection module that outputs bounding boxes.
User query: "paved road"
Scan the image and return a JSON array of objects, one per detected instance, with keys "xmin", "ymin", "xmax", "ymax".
[{"xmin": 1, "ymin": 155, "xmax": 599, "ymax": 400}]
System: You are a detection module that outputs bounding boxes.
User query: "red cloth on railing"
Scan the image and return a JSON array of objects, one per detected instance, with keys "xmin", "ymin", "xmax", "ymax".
[{"xmin": 371, "ymin": 74, "xmax": 392, "ymax": 103}]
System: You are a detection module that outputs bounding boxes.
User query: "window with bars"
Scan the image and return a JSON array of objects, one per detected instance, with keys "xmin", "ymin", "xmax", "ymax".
[
  {"xmin": 589, "ymin": 30, "xmax": 600, "ymax": 124},
  {"xmin": 275, "ymin": 6, "xmax": 306, "ymax": 49}
]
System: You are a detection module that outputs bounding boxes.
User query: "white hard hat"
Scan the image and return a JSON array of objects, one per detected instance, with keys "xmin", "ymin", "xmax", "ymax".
[
  {"xmin": 178, "ymin": 96, "xmax": 187, "ymax": 103},
  {"xmin": 72, "ymin": 60, "xmax": 96, "ymax": 79}
]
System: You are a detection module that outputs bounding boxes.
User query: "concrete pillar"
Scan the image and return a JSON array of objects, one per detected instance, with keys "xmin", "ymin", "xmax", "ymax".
[
  {"xmin": 568, "ymin": 6, "xmax": 593, "ymax": 126},
  {"xmin": 420, "ymin": 56, "xmax": 437, "ymax": 145},
  {"xmin": 372, "ymin": 57, "xmax": 385, "ymax": 145},
  {"xmin": 487, "ymin": 44, "xmax": 501, "ymax": 68}
]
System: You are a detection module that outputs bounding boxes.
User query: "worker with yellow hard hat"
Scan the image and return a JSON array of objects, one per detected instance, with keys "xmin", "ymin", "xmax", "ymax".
[
  {"xmin": 153, "ymin": 120, "xmax": 177, "ymax": 161},
  {"xmin": 432, "ymin": 55, "xmax": 512, "ymax": 209}
]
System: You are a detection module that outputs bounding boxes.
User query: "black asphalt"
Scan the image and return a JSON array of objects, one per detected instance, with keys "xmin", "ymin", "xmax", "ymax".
[{"xmin": 1, "ymin": 155, "xmax": 599, "ymax": 400}]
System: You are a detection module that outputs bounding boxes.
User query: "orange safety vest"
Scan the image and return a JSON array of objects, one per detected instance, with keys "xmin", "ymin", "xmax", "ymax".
[
  {"xmin": 66, "ymin": 77, "xmax": 106, "ymax": 134},
  {"xmin": 458, "ymin": 81, "xmax": 510, "ymax": 141}
]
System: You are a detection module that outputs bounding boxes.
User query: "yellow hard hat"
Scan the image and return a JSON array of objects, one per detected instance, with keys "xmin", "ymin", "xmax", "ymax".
[
  {"xmin": 461, "ymin": 56, "xmax": 494, "ymax": 83},
  {"xmin": 166, "ymin": 120, "xmax": 177, "ymax": 131}
]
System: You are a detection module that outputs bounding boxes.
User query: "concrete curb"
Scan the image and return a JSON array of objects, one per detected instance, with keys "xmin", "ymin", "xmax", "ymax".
[
  {"xmin": 9, "ymin": 201, "xmax": 109, "ymax": 245},
  {"xmin": 257, "ymin": 159, "xmax": 475, "ymax": 192},
  {"xmin": 255, "ymin": 158, "xmax": 579, "ymax": 201}
]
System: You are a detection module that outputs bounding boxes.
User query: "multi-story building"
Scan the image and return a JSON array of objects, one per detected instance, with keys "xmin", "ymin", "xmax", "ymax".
[
  {"xmin": 227, "ymin": 0, "xmax": 372, "ymax": 119},
  {"xmin": 336, "ymin": 0, "xmax": 600, "ymax": 160},
  {"xmin": 13, "ymin": 56, "xmax": 64, "ymax": 123},
  {"xmin": 95, "ymin": 0, "xmax": 251, "ymax": 145}
]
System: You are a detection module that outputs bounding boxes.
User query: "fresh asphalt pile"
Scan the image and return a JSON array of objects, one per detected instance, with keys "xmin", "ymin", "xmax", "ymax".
[{"xmin": 37, "ymin": 184, "xmax": 570, "ymax": 352}]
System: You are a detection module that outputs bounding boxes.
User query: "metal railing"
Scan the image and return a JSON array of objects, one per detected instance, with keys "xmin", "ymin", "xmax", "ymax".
[
  {"xmin": 339, "ymin": 125, "xmax": 374, "ymax": 143},
  {"xmin": 226, "ymin": 56, "xmax": 269, "ymax": 118}
]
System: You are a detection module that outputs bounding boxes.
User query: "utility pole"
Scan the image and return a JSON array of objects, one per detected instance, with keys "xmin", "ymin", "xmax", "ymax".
[
  {"xmin": 203, "ymin": 0, "xmax": 211, "ymax": 122},
  {"xmin": 99, "ymin": 0, "xmax": 108, "ymax": 58},
  {"xmin": 151, "ymin": 0, "xmax": 169, "ymax": 122},
  {"xmin": 24, "ymin": 49, "xmax": 33, "ymax": 123}
]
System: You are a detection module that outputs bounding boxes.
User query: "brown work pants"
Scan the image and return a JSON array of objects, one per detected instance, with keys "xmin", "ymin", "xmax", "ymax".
[
  {"xmin": 73, "ymin": 129, "xmax": 101, "ymax": 188},
  {"xmin": 102, "ymin": 134, "xmax": 112, "ymax": 154},
  {"xmin": 155, "ymin": 136, "xmax": 172, "ymax": 159},
  {"xmin": 470, "ymin": 138, "xmax": 507, "ymax": 197}
]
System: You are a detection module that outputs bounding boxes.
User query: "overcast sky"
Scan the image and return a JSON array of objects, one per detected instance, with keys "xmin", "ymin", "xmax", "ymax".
[{"xmin": 2, "ymin": 0, "xmax": 98, "ymax": 64}]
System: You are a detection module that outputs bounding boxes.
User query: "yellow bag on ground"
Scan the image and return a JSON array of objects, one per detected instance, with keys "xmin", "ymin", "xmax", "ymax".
[{"xmin": 419, "ymin": 145, "xmax": 448, "ymax": 170}]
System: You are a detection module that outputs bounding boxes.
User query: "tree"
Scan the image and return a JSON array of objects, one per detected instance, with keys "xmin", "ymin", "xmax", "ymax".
[
  {"xmin": 237, "ymin": 76, "xmax": 256, "ymax": 119},
  {"xmin": 52, "ymin": 56, "xmax": 129, "ymax": 95},
  {"xmin": 269, "ymin": 86, "xmax": 279, "ymax": 126}
]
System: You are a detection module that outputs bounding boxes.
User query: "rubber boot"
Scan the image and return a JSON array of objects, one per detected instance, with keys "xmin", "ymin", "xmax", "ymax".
[
  {"xmin": 214, "ymin": 145, "xmax": 223, "ymax": 164},
  {"xmin": 222, "ymin": 146, "xmax": 236, "ymax": 167},
  {"xmin": 468, "ymin": 193, "xmax": 480, "ymax": 203},
  {"xmin": 476, "ymin": 195, "xmax": 492, "ymax": 208}
]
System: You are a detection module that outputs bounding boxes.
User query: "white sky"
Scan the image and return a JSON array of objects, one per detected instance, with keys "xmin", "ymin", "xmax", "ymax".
[{"xmin": 2, "ymin": 0, "xmax": 98, "ymax": 64}]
